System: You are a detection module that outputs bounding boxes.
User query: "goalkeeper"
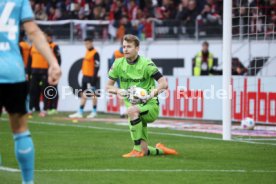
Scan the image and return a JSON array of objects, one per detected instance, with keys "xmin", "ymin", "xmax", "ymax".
[{"xmin": 106, "ymin": 34, "xmax": 178, "ymax": 158}]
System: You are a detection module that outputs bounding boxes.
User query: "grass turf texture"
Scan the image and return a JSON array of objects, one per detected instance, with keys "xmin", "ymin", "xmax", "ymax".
[{"xmin": 1, "ymin": 113, "xmax": 276, "ymax": 184}]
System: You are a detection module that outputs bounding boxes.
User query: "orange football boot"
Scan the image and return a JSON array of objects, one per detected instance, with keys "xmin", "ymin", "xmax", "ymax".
[
  {"xmin": 122, "ymin": 150, "xmax": 144, "ymax": 158},
  {"xmin": 156, "ymin": 143, "xmax": 178, "ymax": 155}
]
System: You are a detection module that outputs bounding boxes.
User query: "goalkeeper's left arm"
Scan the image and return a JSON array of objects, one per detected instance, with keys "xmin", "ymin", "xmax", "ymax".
[
  {"xmin": 139, "ymin": 75, "xmax": 168, "ymax": 104},
  {"xmin": 150, "ymin": 76, "xmax": 168, "ymax": 97},
  {"xmin": 146, "ymin": 60, "xmax": 168, "ymax": 99}
]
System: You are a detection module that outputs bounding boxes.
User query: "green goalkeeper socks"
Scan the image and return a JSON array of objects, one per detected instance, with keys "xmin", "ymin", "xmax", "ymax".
[
  {"xmin": 133, "ymin": 145, "xmax": 164, "ymax": 156},
  {"xmin": 147, "ymin": 146, "xmax": 164, "ymax": 156},
  {"xmin": 129, "ymin": 118, "xmax": 164, "ymax": 156},
  {"xmin": 133, "ymin": 145, "xmax": 142, "ymax": 152},
  {"xmin": 129, "ymin": 118, "xmax": 143, "ymax": 141},
  {"xmin": 130, "ymin": 118, "xmax": 143, "ymax": 152}
]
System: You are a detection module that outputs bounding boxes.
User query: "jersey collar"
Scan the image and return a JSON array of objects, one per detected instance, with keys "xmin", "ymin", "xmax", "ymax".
[{"xmin": 127, "ymin": 55, "xmax": 140, "ymax": 65}]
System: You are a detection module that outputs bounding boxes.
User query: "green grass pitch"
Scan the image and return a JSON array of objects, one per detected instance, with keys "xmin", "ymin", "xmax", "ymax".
[{"xmin": 1, "ymin": 113, "xmax": 276, "ymax": 184}]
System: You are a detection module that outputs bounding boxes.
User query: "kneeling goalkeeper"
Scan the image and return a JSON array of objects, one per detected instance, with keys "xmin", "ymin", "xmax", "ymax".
[{"xmin": 106, "ymin": 34, "xmax": 178, "ymax": 158}]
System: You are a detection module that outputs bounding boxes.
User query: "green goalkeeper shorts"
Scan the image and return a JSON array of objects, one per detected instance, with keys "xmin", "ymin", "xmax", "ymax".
[
  {"xmin": 125, "ymin": 98, "xmax": 159, "ymax": 142},
  {"xmin": 138, "ymin": 98, "xmax": 159, "ymax": 123},
  {"xmin": 125, "ymin": 98, "xmax": 159, "ymax": 124}
]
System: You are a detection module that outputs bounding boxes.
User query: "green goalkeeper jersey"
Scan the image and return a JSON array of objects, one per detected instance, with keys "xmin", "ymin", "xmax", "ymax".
[{"xmin": 108, "ymin": 55, "xmax": 159, "ymax": 92}]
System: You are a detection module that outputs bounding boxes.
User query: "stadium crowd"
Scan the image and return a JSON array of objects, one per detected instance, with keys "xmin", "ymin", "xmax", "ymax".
[{"xmin": 30, "ymin": 0, "xmax": 276, "ymax": 39}]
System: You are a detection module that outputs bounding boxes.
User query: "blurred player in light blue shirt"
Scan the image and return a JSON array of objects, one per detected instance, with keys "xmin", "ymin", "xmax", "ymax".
[
  {"xmin": 0, "ymin": 1, "xmax": 61, "ymax": 183},
  {"xmin": 0, "ymin": 0, "xmax": 34, "ymax": 83}
]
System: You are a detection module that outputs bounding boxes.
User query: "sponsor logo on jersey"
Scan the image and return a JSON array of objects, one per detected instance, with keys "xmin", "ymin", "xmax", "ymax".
[{"xmin": 120, "ymin": 77, "xmax": 146, "ymax": 83}]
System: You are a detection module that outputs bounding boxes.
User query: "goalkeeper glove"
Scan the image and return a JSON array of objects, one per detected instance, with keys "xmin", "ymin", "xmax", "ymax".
[
  {"xmin": 128, "ymin": 96, "xmax": 141, "ymax": 105},
  {"xmin": 117, "ymin": 89, "xmax": 128, "ymax": 98},
  {"xmin": 140, "ymin": 93, "xmax": 153, "ymax": 103}
]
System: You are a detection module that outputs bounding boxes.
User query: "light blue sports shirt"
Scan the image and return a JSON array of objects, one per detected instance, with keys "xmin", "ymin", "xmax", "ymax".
[{"xmin": 0, "ymin": 0, "xmax": 34, "ymax": 83}]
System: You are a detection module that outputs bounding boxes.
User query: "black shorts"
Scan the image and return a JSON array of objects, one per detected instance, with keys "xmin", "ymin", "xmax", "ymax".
[
  {"xmin": 81, "ymin": 76, "xmax": 99, "ymax": 97},
  {"xmin": 82, "ymin": 76, "xmax": 93, "ymax": 91},
  {"xmin": 0, "ymin": 81, "xmax": 28, "ymax": 115}
]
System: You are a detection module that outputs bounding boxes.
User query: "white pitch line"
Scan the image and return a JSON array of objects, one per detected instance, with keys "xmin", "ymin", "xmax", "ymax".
[
  {"xmin": 252, "ymin": 170, "xmax": 276, "ymax": 173},
  {"xmin": 32, "ymin": 169, "xmax": 276, "ymax": 173},
  {"xmin": 1, "ymin": 167, "xmax": 276, "ymax": 173},
  {"xmin": 238, "ymin": 138, "xmax": 276, "ymax": 141},
  {"xmin": 35, "ymin": 169, "xmax": 247, "ymax": 173},
  {"xmin": 234, "ymin": 140, "xmax": 276, "ymax": 146},
  {"xmin": 0, "ymin": 166, "xmax": 20, "ymax": 172},
  {"xmin": 36, "ymin": 169, "xmax": 276, "ymax": 173},
  {"xmin": 233, "ymin": 137, "xmax": 276, "ymax": 146},
  {"xmin": 27, "ymin": 120, "xmax": 222, "ymax": 141},
  {"xmin": 2, "ymin": 118, "xmax": 276, "ymax": 146},
  {"xmin": 28, "ymin": 120, "xmax": 276, "ymax": 146}
]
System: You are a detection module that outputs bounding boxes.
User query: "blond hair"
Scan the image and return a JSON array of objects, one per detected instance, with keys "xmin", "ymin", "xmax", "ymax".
[{"xmin": 123, "ymin": 34, "xmax": 140, "ymax": 47}]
